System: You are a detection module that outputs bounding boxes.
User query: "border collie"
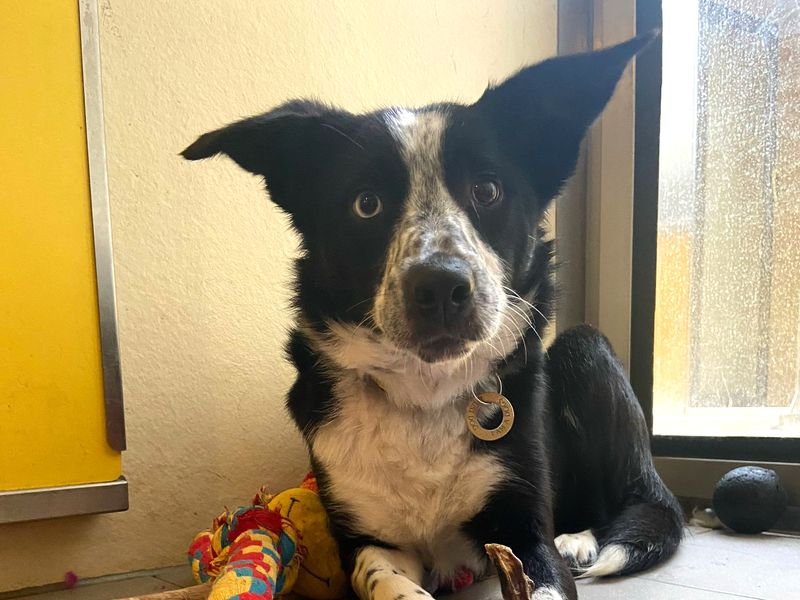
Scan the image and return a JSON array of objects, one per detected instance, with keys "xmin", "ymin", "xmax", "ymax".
[{"xmin": 183, "ymin": 33, "xmax": 683, "ymax": 600}]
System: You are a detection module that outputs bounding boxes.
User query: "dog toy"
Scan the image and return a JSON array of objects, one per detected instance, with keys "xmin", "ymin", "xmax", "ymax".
[
  {"xmin": 188, "ymin": 474, "xmax": 348, "ymax": 600},
  {"xmin": 713, "ymin": 466, "xmax": 788, "ymax": 534}
]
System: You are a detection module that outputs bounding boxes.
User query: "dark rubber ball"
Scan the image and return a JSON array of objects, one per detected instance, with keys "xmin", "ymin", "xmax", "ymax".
[{"xmin": 713, "ymin": 466, "xmax": 788, "ymax": 534}]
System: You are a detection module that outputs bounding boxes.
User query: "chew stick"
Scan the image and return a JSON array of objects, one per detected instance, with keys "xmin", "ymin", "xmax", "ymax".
[{"xmin": 485, "ymin": 543, "xmax": 534, "ymax": 600}]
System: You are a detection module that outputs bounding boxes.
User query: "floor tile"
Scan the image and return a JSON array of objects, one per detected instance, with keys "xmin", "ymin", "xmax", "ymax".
[
  {"xmin": 685, "ymin": 525, "xmax": 717, "ymax": 537},
  {"xmin": 150, "ymin": 565, "xmax": 197, "ymax": 589},
  {"xmin": 577, "ymin": 577, "xmax": 754, "ymax": 599},
  {"xmin": 443, "ymin": 575, "xmax": 753, "ymax": 600},
  {"xmin": 639, "ymin": 530, "xmax": 800, "ymax": 600},
  {"xmin": 441, "ymin": 576, "xmax": 503, "ymax": 600},
  {"xmin": 18, "ymin": 577, "xmax": 178, "ymax": 600}
]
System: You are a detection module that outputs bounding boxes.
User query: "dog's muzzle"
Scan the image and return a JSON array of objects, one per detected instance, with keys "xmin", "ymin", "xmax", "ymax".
[{"xmin": 402, "ymin": 253, "xmax": 478, "ymax": 362}]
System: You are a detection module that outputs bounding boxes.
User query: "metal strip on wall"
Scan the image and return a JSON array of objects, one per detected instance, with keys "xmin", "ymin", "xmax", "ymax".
[
  {"xmin": 0, "ymin": 478, "xmax": 128, "ymax": 524},
  {"xmin": 79, "ymin": 0, "xmax": 126, "ymax": 452}
]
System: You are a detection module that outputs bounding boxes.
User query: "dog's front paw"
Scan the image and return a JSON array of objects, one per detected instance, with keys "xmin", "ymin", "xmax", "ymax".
[
  {"xmin": 352, "ymin": 547, "xmax": 433, "ymax": 600},
  {"xmin": 554, "ymin": 530, "xmax": 598, "ymax": 569},
  {"xmin": 366, "ymin": 575, "xmax": 433, "ymax": 600}
]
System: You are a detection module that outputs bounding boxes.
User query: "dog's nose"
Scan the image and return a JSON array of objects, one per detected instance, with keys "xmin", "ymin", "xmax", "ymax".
[{"xmin": 404, "ymin": 256, "xmax": 475, "ymax": 327}]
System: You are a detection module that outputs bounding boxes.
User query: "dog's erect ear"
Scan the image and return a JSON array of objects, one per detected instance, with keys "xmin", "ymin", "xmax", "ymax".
[
  {"xmin": 182, "ymin": 100, "xmax": 335, "ymax": 211},
  {"xmin": 475, "ymin": 32, "xmax": 657, "ymax": 202}
]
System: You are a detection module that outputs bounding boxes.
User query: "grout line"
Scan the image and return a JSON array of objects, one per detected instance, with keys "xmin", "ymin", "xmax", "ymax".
[
  {"xmin": 151, "ymin": 575, "xmax": 195, "ymax": 588},
  {"xmin": 762, "ymin": 531, "xmax": 800, "ymax": 539},
  {"xmin": 683, "ymin": 528, "xmax": 716, "ymax": 538},
  {"xmin": 634, "ymin": 575, "xmax": 767, "ymax": 600},
  {"xmin": 0, "ymin": 565, "xmax": 187, "ymax": 600}
]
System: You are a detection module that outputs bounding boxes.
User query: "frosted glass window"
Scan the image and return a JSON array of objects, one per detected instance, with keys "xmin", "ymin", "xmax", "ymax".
[{"xmin": 653, "ymin": 0, "xmax": 800, "ymax": 438}]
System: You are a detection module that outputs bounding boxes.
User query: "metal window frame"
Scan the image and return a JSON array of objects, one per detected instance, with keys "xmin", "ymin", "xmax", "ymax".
[
  {"xmin": 0, "ymin": 0, "xmax": 127, "ymax": 525},
  {"xmin": 629, "ymin": 0, "xmax": 799, "ymax": 465},
  {"xmin": 557, "ymin": 0, "xmax": 799, "ymax": 511}
]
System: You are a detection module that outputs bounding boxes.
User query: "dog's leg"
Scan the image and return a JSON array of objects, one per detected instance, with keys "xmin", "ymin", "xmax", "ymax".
[
  {"xmin": 351, "ymin": 546, "xmax": 432, "ymax": 600},
  {"xmin": 467, "ymin": 500, "xmax": 577, "ymax": 600},
  {"xmin": 548, "ymin": 324, "xmax": 684, "ymax": 577},
  {"xmin": 520, "ymin": 542, "xmax": 577, "ymax": 600}
]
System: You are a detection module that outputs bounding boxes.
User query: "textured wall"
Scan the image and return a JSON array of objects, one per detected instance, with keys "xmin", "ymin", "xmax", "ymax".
[{"xmin": 0, "ymin": 0, "xmax": 555, "ymax": 591}]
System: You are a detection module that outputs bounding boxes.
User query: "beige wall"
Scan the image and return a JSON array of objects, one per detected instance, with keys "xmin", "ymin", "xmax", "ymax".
[{"xmin": 0, "ymin": 1, "xmax": 555, "ymax": 591}]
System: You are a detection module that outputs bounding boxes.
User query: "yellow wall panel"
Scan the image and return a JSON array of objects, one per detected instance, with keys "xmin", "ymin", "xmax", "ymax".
[{"xmin": 0, "ymin": 1, "xmax": 121, "ymax": 490}]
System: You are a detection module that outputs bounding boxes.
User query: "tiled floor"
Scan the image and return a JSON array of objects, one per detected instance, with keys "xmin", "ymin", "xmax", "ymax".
[
  {"xmin": 449, "ymin": 528, "xmax": 800, "ymax": 600},
  {"xmin": 3, "ymin": 528, "xmax": 798, "ymax": 600}
]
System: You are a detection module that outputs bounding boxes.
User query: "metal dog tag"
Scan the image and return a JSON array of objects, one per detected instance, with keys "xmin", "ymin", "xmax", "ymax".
[{"xmin": 465, "ymin": 392, "xmax": 515, "ymax": 441}]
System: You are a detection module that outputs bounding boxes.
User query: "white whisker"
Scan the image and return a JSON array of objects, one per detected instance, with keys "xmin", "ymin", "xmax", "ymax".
[
  {"xmin": 500, "ymin": 319, "xmax": 527, "ymax": 365},
  {"xmin": 506, "ymin": 302, "xmax": 534, "ymax": 329},
  {"xmin": 503, "ymin": 285, "xmax": 551, "ymax": 328}
]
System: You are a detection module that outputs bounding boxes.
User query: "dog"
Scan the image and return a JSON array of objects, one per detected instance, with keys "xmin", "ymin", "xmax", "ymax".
[{"xmin": 182, "ymin": 32, "xmax": 683, "ymax": 600}]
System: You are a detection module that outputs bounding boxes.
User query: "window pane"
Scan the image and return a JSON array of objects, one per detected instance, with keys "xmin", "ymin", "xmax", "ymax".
[{"xmin": 653, "ymin": 0, "xmax": 800, "ymax": 437}]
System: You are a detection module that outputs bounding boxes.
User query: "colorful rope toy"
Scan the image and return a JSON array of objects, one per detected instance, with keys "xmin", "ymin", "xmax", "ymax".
[{"xmin": 188, "ymin": 474, "xmax": 348, "ymax": 600}]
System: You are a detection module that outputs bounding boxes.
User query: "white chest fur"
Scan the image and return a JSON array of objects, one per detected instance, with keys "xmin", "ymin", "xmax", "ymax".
[{"xmin": 311, "ymin": 377, "xmax": 507, "ymax": 580}]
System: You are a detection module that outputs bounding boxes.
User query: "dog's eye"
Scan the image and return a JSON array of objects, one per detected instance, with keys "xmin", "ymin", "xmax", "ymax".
[
  {"xmin": 471, "ymin": 179, "xmax": 502, "ymax": 207},
  {"xmin": 353, "ymin": 191, "xmax": 383, "ymax": 219}
]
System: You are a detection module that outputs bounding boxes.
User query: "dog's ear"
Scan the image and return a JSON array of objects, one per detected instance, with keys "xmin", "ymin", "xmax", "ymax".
[
  {"xmin": 475, "ymin": 32, "xmax": 657, "ymax": 202},
  {"xmin": 182, "ymin": 100, "xmax": 335, "ymax": 212}
]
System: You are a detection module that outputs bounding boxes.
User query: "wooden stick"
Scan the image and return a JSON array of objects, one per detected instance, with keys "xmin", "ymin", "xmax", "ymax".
[{"xmin": 116, "ymin": 583, "xmax": 210, "ymax": 600}]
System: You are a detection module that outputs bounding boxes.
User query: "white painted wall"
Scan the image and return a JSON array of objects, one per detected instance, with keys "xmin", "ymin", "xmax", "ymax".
[{"xmin": 0, "ymin": 1, "xmax": 555, "ymax": 591}]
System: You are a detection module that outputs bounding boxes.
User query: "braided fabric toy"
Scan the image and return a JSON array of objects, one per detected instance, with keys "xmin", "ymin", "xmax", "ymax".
[{"xmin": 188, "ymin": 474, "xmax": 347, "ymax": 600}]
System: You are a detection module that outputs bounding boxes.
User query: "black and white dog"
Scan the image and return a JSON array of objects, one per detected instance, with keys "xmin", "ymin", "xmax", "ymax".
[{"xmin": 183, "ymin": 33, "xmax": 683, "ymax": 600}]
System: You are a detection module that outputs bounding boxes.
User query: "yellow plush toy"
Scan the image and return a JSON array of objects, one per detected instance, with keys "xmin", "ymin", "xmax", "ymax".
[{"xmin": 188, "ymin": 474, "xmax": 348, "ymax": 600}]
